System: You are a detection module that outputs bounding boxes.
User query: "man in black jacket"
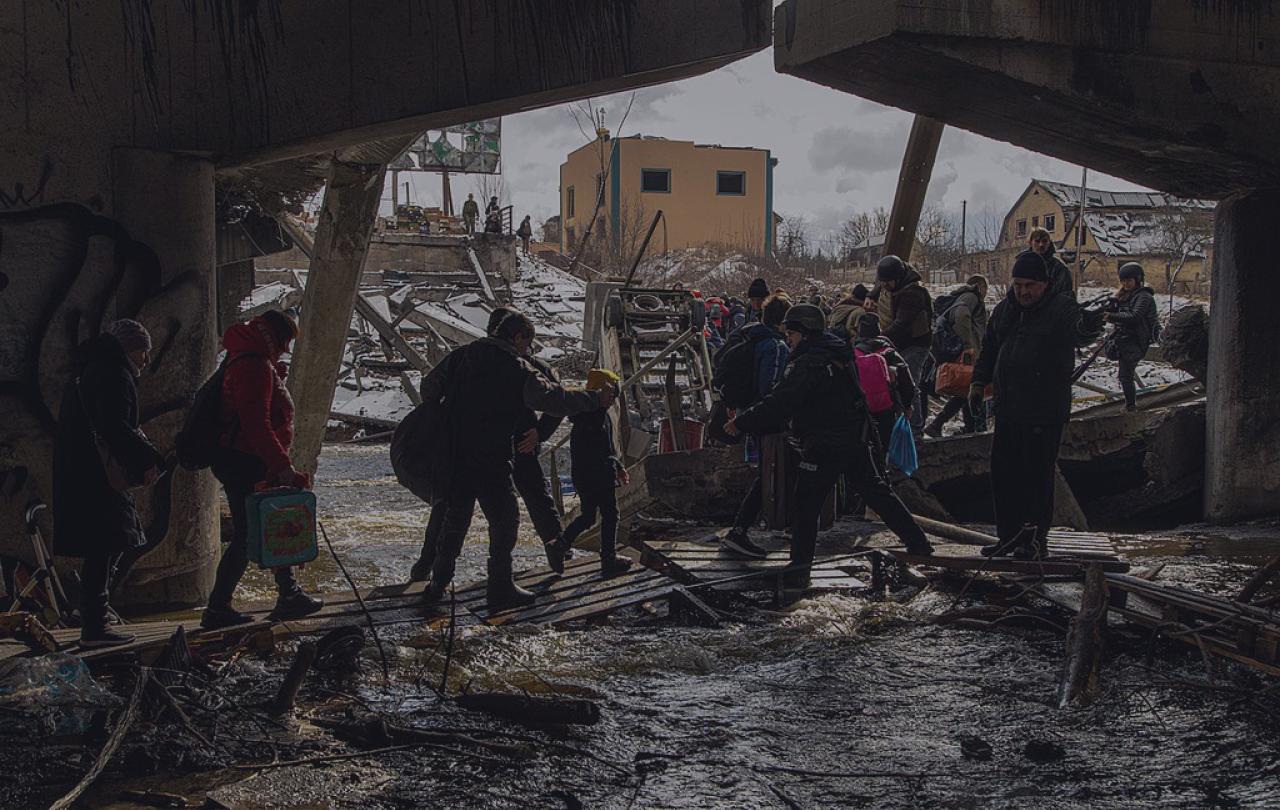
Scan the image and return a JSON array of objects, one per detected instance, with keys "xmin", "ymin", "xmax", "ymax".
[
  {"xmin": 418, "ymin": 311, "xmax": 611, "ymax": 608},
  {"xmin": 1106, "ymin": 262, "xmax": 1159, "ymax": 411},
  {"xmin": 1028, "ymin": 227, "xmax": 1076, "ymax": 301},
  {"xmin": 725, "ymin": 304, "xmax": 932, "ymax": 597},
  {"xmin": 970, "ymin": 251, "xmax": 1084, "ymax": 559},
  {"xmin": 53, "ymin": 320, "xmax": 165, "ymax": 648},
  {"xmin": 876, "ymin": 255, "xmax": 933, "ymax": 432},
  {"xmin": 409, "ymin": 309, "xmax": 571, "ymax": 582}
]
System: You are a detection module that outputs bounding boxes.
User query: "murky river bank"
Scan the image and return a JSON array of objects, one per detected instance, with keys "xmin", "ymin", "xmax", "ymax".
[{"xmin": 7, "ymin": 444, "xmax": 1279, "ymax": 808}]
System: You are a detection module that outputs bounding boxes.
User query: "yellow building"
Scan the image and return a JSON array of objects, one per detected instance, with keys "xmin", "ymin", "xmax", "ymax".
[
  {"xmin": 559, "ymin": 134, "xmax": 776, "ymax": 258},
  {"xmin": 965, "ymin": 179, "xmax": 1215, "ymax": 293}
]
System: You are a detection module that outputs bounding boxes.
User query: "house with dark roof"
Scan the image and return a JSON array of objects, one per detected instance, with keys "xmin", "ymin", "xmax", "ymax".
[{"xmin": 962, "ymin": 179, "xmax": 1215, "ymax": 293}]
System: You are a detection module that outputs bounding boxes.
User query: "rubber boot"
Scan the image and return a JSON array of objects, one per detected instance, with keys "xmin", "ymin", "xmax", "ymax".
[
  {"xmin": 486, "ymin": 558, "xmax": 536, "ymax": 611},
  {"xmin": 409, "ymin": 553, "xmax": 435, "ymax": 583},
  {"xmin": 543, "ymin": 535, "xmax": 569, "ymax": 575}
]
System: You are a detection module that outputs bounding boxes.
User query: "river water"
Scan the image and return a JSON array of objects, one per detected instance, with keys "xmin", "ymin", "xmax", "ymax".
[{"xmin": 25, "ymin": 444, "xmax": 1279, "ymax": 808}]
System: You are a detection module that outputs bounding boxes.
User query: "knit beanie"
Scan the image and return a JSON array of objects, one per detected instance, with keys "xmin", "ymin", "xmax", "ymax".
[
  {"xmin": 856, "ymin": 312, "xmax": 881, "ymax": 340},
  {"xmin": 1011, "ymin": 251, "xmax": 1049, "ymax": 283},
  {"xmin": 747, "ymin": 278, "xmax": 769, "ymax": 300},
  {"xmin": 107, "ymin": 319, "xmax": 152, "ymax": 354}
]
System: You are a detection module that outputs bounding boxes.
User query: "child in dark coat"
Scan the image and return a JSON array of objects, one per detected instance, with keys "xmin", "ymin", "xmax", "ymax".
[{"xmin": 561, "ymin": 369, "xmax": 632, "ymax": 577}]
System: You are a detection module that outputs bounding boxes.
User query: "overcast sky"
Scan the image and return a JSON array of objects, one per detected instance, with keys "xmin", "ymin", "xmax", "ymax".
[{"xmin": 387, "ymin": 49, "xmax": 1150, "ymax": 247}]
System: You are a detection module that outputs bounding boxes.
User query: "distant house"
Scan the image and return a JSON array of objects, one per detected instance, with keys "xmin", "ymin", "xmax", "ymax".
[
  {"xmin": 843, "ymin": 232, "xmax": 925, "ymax": 283},
  {"xmin": 964, "ymin": 179, "xmax": 1215, "ymax": 293},
  {"xmin": 540, "ymin": 215, "xmax": 561, "ymax": 244},
  {"xmin": 559, "ymin": 133, "xmax": 777, "ymax": 257}
]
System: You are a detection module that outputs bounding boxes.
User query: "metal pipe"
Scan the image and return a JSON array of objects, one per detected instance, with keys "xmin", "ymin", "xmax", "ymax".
[{"xmin": 624, "ymin": 209, "xmax": 665, "ymax": 288}]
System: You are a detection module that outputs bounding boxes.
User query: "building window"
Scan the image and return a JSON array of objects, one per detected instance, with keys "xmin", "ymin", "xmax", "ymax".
[
  {"xmin": 641, "ymin": 168, "xmax": 671, "ymax": 194},
  {"xmin": 1016, "ymin": 218, "xmax": 1027, "ymax": 237},
  {"xmin": 566, "ymin": 187, "xmax": 575, "ymax": 218},
  {"xmin": 1044, "ymin": 213, "xmax": 1056, "ymax": 231},
  {"xmin": 716, "ymin": 171, "xmax": 746, "ymax": 196},
  {"xmin": 1032, "ymin": 215, "xmax": 1040, "ymax": 227}
]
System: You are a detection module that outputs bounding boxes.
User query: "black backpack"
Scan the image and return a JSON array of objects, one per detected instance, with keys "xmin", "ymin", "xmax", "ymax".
[
  {"xmin": 175, "ymin": 355, "xmax": 252, "ymax": 471},
  {"xmin": 712, "ymin": 329, "xmax": 773, "ymax": 409},
  {"xmin": 930, "ymin": 288, "xmax": 971, "ymax": 362},
  {"xmin": 390, "ymin": 401, "xmax": 449, "ymax": 503}
]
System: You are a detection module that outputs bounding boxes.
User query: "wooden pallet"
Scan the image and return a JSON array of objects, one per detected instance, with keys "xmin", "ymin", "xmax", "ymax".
[{"xmin": 894, "ymin": 530, "xmax": 1130, "ymax": 576}]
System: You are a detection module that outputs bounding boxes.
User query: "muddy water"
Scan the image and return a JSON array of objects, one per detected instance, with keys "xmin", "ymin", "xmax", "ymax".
[{"xmin": 69, "ymin": 446, "xmax": 1280, "ymax": 807}]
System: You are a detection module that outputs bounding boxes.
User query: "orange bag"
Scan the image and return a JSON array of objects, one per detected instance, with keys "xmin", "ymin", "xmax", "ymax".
[{"xmin": 935, "ymin": 359, "xmax": 975, "ymax": 398}]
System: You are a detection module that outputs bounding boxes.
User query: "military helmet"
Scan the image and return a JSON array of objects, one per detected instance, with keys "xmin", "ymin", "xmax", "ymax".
[
  {"xmin": 1118, "ymin": 261, "xmax": 1145, "ymax": 282},
  {"xmin": 783, "ymin": 303, "xmax": 826, "ymax": 334}
]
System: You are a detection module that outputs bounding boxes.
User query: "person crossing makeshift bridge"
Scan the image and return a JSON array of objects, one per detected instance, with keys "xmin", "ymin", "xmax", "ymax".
[{"xmin": 724, "ymin": 303, "xmax": 933, "ymax": 599}]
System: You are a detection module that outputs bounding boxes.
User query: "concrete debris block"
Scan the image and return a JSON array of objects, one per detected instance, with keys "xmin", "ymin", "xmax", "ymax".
[{"xmin": 1160, "ymin": 305, "xmax": 1210, "ymax": 382}]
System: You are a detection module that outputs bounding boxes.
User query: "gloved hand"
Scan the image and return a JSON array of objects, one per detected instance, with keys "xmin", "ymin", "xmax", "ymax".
[
  {"xmin": 274, "ymin": 466, "xmax": 312, "ymax": 490},
  {"xmin": 968, "ymin": 383, "xmax": 985, "ymax": 417}
]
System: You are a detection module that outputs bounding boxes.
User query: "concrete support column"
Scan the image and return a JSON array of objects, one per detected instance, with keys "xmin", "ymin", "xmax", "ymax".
[
  {"xmin": 884, "ymin": 116, "xmax": 945, "ymax": 263},
  {"xmin": 111, "ymin": 148, "xmax": 219, "ymax": 606},
  {"xmin": 288, "ymin": 160, "xmax": 389, "ymax": 477},
  {"xmin": 1204, "ymin": 189, "xmax": 1280, "ymax": 522}
]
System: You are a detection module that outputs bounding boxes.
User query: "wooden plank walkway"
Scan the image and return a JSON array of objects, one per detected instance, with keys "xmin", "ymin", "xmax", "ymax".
[
  {"xmin": 636, "ymin": 529, "xmax": 867, "ymax": 594},
  {"xmin": 893, "ymin": 530, "xmax": 1131, "ymax": 576}
]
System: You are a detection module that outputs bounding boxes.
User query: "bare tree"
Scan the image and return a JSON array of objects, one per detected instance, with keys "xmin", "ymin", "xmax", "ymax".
[
  {"xmin": 471, "ymin": 174, "xmax": 506, "ymax": 207},
  {"xmin": 969, "ymin": 202, "xmax": 1007, "ymax": 251},
  {"xmin": 914, "ymin": 204, "xmax": 964, "ymax": 280},
  {"xmin": 777, "ymin": 215, "xmax": 812, "ymax": 263},
  {"xmin": 837, "ymin": 206, "xmax": 889, "ymax": 258},
  {"xmin": 1148, "ymin": 204, "xmax": 1215, "ymax": 307}
]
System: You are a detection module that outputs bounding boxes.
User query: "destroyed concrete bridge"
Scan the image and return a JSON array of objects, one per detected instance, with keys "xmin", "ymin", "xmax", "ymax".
[
  {"xmin": 0, "ymin": 0, "xmax": 772, "ymax": 605},
  {"xmin": 775, "ymin": 0, "xmax": 1280, "ymax": 524}
]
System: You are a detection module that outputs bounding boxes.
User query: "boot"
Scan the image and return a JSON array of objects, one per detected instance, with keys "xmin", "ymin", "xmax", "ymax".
[
  {"xmin": 201, "ymin": 603, "xmax": 254, "ymax": 631},
  {"xmin": 420, "ymin": 580, "xmax": 447, "ymax": 604},
  {"xmin": 409, "ymin": 554, "xmax": 435, "ymax": 583},
  {"xmin": 270, "ymin": 587, "xmax": 324, "ymax": 621},
  {"xmin": 601, "ymin": 555, "xmax": 633, "ymax": 578},
  {"xmin": 486, "ymin": 558, "xmax": 536, "ymax": 611},
  {"xmin": 543, "ymin": 536, "xmax": 569, "ymax": 575},
  {"xmin": 1014, "ymin": 528, "xmax": 1050, "ymax": 561},
  {"xmin": 981, "ymin": 532, "xmax": 1026, "ymax": 558}
]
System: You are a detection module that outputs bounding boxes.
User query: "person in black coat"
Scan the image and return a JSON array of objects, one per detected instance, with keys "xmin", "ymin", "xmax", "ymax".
[
  {"xmin": 53, "ymin": 320, "xmax": 164, "ymax": 648},
  {"xmin": 417, "ymin": 310, "xmax": 611, "ymax": 608},
  {"xmin": 725, "ymin": 304, "xmax": 932, "ymax": 598},
  {"xmin": 409, "ymin": 309, "xmax": 571, "ymax": 582},
  {"xmin": 556, "ymin": 369, "xmax": 633, "ymax": 577},
  {"xmin": 1106, "ymin": 262, "xmax": 1159, "ymax": 411},
  {"xmin": 970, "ymin": 251, "xmax": 1084, "ymax": 559}
]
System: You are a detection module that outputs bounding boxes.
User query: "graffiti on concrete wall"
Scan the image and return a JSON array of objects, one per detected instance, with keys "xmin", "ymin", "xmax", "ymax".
[{"xmin": 0, "ymin": 203, "xmax": 201, "ymax": 564}]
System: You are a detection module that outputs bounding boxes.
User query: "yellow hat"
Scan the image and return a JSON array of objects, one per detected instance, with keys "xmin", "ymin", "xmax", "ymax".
[{"xmin": 586, "ymin": 368, "xmax": 621, "ymax": 392}]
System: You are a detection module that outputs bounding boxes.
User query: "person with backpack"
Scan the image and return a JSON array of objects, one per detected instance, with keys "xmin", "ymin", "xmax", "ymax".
[
  {"xmin": 718, "ymin": 294, "xmax": 792, "ymax": 558},
  {"xmin": 406, "ymin": 308, "xmax": 572, "ymax": 582},
  {"xmin": 826, "ymin": 284, "xmax": 870, "ymax": 341},
  {"xmin": 724, "ymin": 304, "xmax": 932, "ymax": 598},
  {"xmin": 416, "ymin": 310, "xmax": 611, "ymax": 608},
  {"xmin": 53, "ymin": 319, "xmax": 165, "ymax": 648},
  {"xmin": 876, "ymin": 255, "xmax": 934, "ymax": 433},
  {"xmin": 517, "ymin": 215, "xmax": 533, "ymax": 253},
  {"xmin": 924, "ymin": 275, "xmax": 989, "ymax": 437},
  {"xmin": 551, "ymin": 369, "xmax": 633, "ymax": 577},
  {"xmin": 746, "ymin": 277, "xmax": 770, "ymax": 323},
  {"xmin": 1105, "ymin": 262, "xmax": 1159, "ymax": 411},
  {"xmin": 198, "ymin": 311, "xmax": 324, "ymax": 630},
  {"xmin": 852, "ymin": 314, "xmax": 917, "ymax": 464}
]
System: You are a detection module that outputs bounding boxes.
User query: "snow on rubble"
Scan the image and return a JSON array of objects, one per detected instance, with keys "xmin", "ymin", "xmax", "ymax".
[{"xmin": 252, "ymin": 252, "xmax": 589, "ymax": 430}]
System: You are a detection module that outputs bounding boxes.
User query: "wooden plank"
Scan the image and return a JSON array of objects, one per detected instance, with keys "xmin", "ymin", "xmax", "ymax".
[{"xmin": 893, "ymin": 551, "xmax": 1130, "ymax": 575}]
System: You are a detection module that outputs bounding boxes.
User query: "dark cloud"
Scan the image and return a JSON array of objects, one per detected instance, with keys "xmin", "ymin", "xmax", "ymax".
[{"xmin": 807, "ymin": 123, "xmax": 910, "ymax": 173}]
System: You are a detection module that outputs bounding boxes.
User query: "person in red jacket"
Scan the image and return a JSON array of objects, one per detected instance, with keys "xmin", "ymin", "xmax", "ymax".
[{"xmin": 201, "ymin": 310, "xmax": 324, "ymax": 629}]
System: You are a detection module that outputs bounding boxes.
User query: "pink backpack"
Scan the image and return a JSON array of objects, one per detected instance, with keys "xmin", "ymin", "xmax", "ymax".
[{"xmin": 854, "ymin": 348, "xmax": 895, "ymax": 414}]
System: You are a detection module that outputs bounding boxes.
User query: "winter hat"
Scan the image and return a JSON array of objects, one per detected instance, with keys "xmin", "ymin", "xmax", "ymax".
[
  {"xmin": 261, "ymin": 310, "xmax": 299, "ymax": 347},
  {"xmin": 783, "ymin": 303, "xmax": 826, "ymax": 334},
  {"xmin": 1011, "ymin": 251, "xmax": 1049, "ymax": 283},
  {"xmin": 850, "ymin": 283, "xmax": 870, "ymax": 302},
  {"xmin": 586, "ymin": 368, "xmax": 621, "ymax": 392},
  {"xmin": 1118, "ymin": 262, "xmax": 1145, "ymax": 282},
  {"xmin": 107, "ymin": 319, "xmax": 152, "ymax": 354},
  {"xmin": 966, "ymin": 274, "xmax": 989, "ymax": 289},
  {"xmin": 876, "ymin": 255, "xmax": 907, "ymax": 283},
  {"xmin": 747, "ymin": 278, "xmax": 769, "ymax": 300},
  {"xmin": 856, "ymin": 313, "xmax": 881, "ymax": 340}
]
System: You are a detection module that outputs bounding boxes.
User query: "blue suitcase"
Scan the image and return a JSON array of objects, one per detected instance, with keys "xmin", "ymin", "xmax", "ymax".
[{"xmin": 245, "ymin": 488, "xmax": 319, "ymax": 569}]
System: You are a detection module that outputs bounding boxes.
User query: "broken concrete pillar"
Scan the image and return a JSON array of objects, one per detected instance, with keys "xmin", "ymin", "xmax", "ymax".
[
  {"xmin": 288, "ymin": 161, "xmax": 389, "ymax": 477},
  {"xmin": 1205, "ymin": 189, "xmax": 1280, "ymax": 522},
  {"xmin": 1160, "ymin": 305, "xmax": 1209, "ymax": 383},
  {"xmin": 111, "ymin": 149, "xmax": 219, "ymax": 606},
  {"xmin": 884, "ymin": 115, "xmax": 945, "ymax": 262}
]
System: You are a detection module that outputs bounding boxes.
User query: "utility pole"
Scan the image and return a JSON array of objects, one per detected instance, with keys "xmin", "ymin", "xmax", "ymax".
[
  {"xmin": 1076, "ymin": 167, "xmax": 1088, "ymax": 283},
  {"xmin": 404, "ymin": 180, "xmax": 411, "ymax": 206},
  {"xmin": 391, "ymin": 170, "xmax": 399, "ymax": 212},
  {"xmin": 960, "ymin": 199, "xmax": 967, "ymax": 272}
]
